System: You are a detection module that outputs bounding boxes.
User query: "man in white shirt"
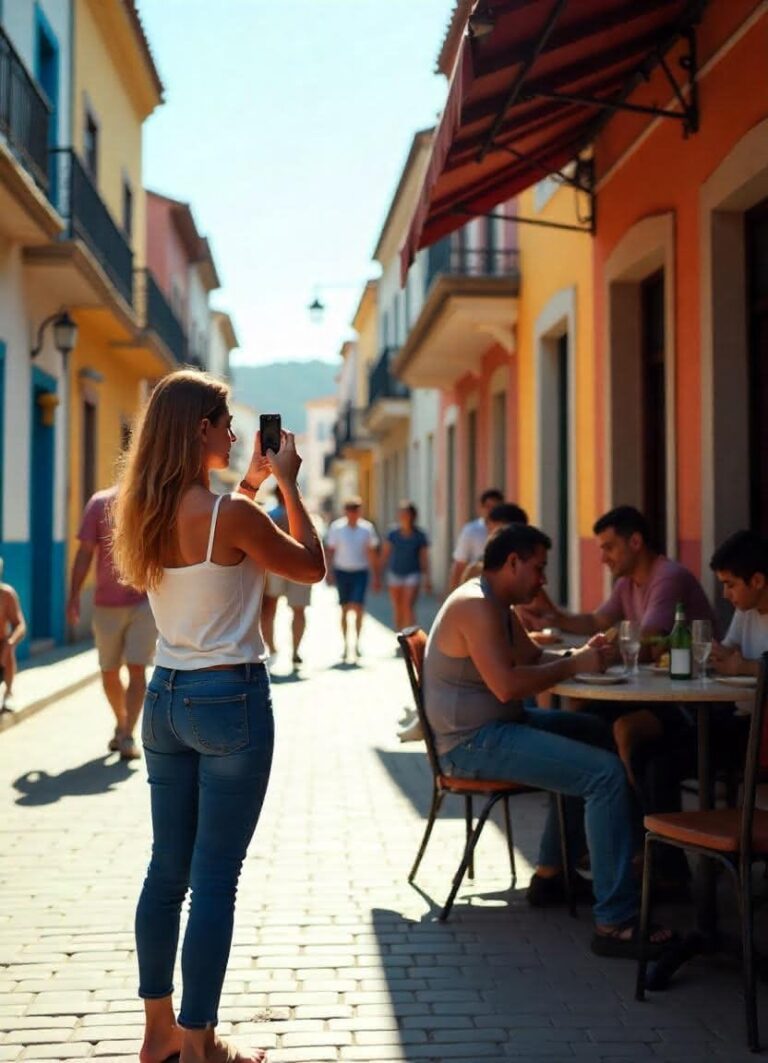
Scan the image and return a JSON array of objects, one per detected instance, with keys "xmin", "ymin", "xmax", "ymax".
[
  {"xmin": 710, "ymin": 530, "xmax": 768, "ymax": 676},
  {"xmin": 448, "ymin": 488, "xmax": 504, "ymax": 592},
  {"xmin": 326, "ymin": 497, "xmax": 380, "ymax": 661}
]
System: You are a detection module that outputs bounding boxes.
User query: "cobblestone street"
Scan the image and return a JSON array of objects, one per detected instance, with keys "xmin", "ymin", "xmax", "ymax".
[{"xmin": 0, "ymin": 587, "xmax": 765, "ymax": 1062}]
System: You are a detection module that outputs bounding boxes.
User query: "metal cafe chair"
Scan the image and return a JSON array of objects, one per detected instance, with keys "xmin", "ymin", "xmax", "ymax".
[
  {"xmin": 397, "ymin": 626, "xmax": 574, "ymax": 922},
  {"xmin": 636, "ymin": 652, "xmax": 768, "ymax": 1052}
]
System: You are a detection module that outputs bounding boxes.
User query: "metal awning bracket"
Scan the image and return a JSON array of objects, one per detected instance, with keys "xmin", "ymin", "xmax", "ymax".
[{"xmin": 523, "ymin": 24, "xmax": 699, "ymax": 138}]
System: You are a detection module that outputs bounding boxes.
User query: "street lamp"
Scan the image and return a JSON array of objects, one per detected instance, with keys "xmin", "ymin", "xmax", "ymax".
[
  {"xmin": 306, "ymin": 277, "xmax": 379, "ymax": 325},
  {"xmin": 30, "ymin": 310, "xmax": 79, "ymax": 368}
]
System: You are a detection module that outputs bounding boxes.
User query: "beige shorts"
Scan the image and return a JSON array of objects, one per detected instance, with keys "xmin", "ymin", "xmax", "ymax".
[
  {"xmin": 264, "ymin": 573, "xmax": 312, "ymax": 609},
  {"xmin": 92, "ymin": 601, "xmax": 157, "ymax": 671}
]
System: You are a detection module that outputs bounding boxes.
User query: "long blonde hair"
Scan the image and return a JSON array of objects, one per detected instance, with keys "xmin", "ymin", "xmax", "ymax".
[{"xmin": 112, "ymin": 369, "xmax": 230, "ymax": 592}]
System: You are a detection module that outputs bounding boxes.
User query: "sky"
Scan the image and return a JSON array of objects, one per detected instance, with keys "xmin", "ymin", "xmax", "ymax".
[{"xmin": 138, "ymin": 0, "xmax": 455, "ymax": 366}]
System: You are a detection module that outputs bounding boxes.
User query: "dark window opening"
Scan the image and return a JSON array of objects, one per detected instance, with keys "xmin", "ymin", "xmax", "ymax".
[
  {"xmin": 556, "ymin": 334, "xmax": 570, "ymax": 604},
  {"xmin": 641, "ymin": 270, "xmax": 666, "ymax": 552},
  {"xmin": 746, "ymin": 198, "xmax": 768, "ymax": 535},
  {"xmin": 82, "ymin": 399, "xmax": 97, "ymax": 508},
  {"xmin": 466, "ymin": 409, "xmax": 477, "ymax": 522},
  {"xmin": 122, "ymin": 178, "xmax": 133, "ymax": 241}
]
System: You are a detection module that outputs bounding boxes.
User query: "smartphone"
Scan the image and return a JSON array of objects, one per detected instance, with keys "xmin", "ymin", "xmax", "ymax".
[{"xmin": 259, "ymin": 413, "xmax": 282, "ymax": 455}]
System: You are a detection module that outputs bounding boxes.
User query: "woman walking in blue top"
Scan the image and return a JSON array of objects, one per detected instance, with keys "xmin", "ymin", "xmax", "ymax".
[{"xmin": 381, "ymin": 500, "xmax": 431, "ymax": 633}]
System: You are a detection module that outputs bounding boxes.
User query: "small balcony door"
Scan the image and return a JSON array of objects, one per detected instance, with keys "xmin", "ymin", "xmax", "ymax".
[
  {"xmin": 746, "ymin": 199, "xmax": 768, "ymax": 533},
  {"xmin": 34, "ymin": 7, "xmax": 59, "ymax": 202},
  {"xmin": 641, "ymin": 271, "xmax": 667, "ymax": 551}
]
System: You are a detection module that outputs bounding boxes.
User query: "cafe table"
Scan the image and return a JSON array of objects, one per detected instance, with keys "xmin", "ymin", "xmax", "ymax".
[{"xmin": 551, "ymin": 666, "xmax": 756, "ymax": 946}]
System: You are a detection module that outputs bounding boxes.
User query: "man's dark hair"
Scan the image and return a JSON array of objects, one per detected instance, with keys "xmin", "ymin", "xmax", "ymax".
[
  {"xmin": 593, "ymin": 505, "xmax": 651, "ymax": 543},
  {"xmin": 480, "ymin": 488, "xmax": 504, "ymax": 506},
  {"xmin": 710, "ymin": 530, "xmax": 768, "ymax": 582},
  {"xmin": 489, "ymin": 502, "xmax": 528, "ymax": 526},
  {"xmin": 483, "ymin": 523, "xmax": 551, "ymax": 572}
]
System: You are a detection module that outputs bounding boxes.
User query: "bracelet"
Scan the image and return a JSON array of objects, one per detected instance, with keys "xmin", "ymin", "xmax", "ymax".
[
  {"xmin": 562, "ymin": 649, "xmax": 573, "ymax": 658},
  {"xmin": 239, "ymin": 479, "xmax": 258, "ymax": 495}
]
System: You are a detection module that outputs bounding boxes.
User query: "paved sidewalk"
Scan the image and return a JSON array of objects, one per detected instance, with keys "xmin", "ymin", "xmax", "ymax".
[
  {"xmin": 0, "ymin": 641, "xmax": 99, "ymax": 735},
  {"xmin": 0, "ymin": 586, "xmax": 765, "ymax": 1061}
]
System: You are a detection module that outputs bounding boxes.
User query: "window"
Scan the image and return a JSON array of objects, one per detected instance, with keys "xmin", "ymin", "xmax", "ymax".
[
  {"xmin": 122, "ymin": 178, "xmax": 133, "ymax": 241},
  {"xmin": 83, "ymin": 107, "xmax": 99, "ymax": 180},
  {"xmin": 82, "ymin": 398, "xmax": 97, "ymax": 508},
  {"xmin": 491, "ymin": 391, "xmax": 506, "ymax": 491}
]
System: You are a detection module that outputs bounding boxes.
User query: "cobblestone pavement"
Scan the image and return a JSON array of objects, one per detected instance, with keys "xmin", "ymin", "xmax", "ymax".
[{"xmin": 0, "ymin": 586, "xmax": 766, "ymax": 1062}]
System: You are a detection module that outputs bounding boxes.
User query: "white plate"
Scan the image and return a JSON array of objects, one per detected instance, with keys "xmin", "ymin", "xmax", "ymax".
[
  {"xmin": 713, "ymin": 676, "xmax": 758, "ymax": 689},
  {"xmin": 574, "ymin": 672, "xmax": 628, "ymax": 685}
]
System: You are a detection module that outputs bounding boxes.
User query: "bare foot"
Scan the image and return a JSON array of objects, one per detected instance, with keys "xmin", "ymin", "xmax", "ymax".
[
  {"xmin": 180, "ymin": 1035, "xmax": 267, "ymax": 1063},
  {"xmin": 139, "ymin": 1024, "xmax": 184, "ymax": 1063}
]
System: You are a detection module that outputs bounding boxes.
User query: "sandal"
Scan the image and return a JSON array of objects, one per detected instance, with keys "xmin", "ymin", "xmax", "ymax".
[{"xmin": 591, "ymin": 917, "xmax": 678, "ymax": 960}]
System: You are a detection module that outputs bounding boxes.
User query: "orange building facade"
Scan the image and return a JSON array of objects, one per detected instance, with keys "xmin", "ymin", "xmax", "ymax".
[{"xmin": 590, "ymin": 0, "xmax": 768, "ymax": 606}]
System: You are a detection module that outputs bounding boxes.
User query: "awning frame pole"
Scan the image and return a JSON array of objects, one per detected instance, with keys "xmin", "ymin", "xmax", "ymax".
[
  {"xmin": 453, "ymin": 207, "xmax": 592, "ymax": 236},
  {"xmin": 478, "ymin": 0, "xmax": 568, "ymax": 163}
]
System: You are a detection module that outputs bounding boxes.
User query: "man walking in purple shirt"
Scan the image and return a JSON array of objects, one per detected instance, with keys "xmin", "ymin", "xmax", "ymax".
[{"xmin": 67, "ymin": 486, "xmax": 157, "ymax": 760}]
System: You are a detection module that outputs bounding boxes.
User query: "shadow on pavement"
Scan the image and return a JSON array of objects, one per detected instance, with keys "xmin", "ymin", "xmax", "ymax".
[
  {"xmin": 268, "ymin": 670, "xmax": 307, "ymax": 685},
  {"xmin": 364, "ymin": 589, "xmax": 440, "ymax": 637},
  {"xmin": 12, "ymin": 754, "xmax": 137, "ymax": 806}
]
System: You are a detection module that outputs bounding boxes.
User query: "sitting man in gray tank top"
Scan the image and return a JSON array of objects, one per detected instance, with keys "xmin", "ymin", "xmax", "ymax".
[{"xmin": 424, "ymin": 523, "xmax": 674, "ymax": 958}]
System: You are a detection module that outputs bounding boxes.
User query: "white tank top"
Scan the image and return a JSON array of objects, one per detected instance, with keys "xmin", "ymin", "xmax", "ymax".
[{"xmin": 148, "ymin": 494, "xmax": 267, "ymax": 669}]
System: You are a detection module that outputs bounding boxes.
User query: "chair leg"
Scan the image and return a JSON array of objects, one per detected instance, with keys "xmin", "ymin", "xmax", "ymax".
[
  {"xmin": 738, "ymin": 858, "xmax": 759, "ymax": 1052},
  {"xmin": 409, "ymin": 786, "xmax": 444, "ymax": 883},
  {"xmin": 502, "ymin": 796, "xmax": 517, "ymax": 887},
  {"xmin": 464, "ymin": 795, "xmax": 475, "ymax": 880},
  {"xmin": 555, "ymin": 793, "xmax": 576, "ymax": 918},
  {"xmin": 635, "ymin": 835, "xmax": 655, "ymax": 1001},
  {"xmin": 440, "ymin": 794, "xmax": 504, "ymax": 921}
]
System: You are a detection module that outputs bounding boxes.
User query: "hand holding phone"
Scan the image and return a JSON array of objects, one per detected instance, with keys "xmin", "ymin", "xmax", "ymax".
[{"xmin": 259, "ymin": 413, "xmax": 281, "ymax": 455}]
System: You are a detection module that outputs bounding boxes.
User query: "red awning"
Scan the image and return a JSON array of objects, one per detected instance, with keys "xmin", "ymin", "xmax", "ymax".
[{"xmin": 402, "ymin": 0, "xmax": 705, "ymax": 277}]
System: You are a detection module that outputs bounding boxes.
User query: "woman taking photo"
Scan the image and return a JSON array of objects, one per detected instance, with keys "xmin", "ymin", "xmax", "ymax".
[
  {"xmin": 112, "ymin": 370, "xmax": 325, "ymax": 1063},
  {"xmin": 381, "ymin": 500, "xmax": 431, "ymax": 634}
]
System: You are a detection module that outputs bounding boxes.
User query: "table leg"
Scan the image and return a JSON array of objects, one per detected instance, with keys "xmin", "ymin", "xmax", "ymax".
[{"xmin": 696, "ymin": 703, "xmax": 718, "ymax": 944}]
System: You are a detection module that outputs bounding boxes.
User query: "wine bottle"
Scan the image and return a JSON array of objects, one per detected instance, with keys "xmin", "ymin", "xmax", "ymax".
[{"xmin": 669, "ymin": 602, "xmax": 692, "ymax": 680}]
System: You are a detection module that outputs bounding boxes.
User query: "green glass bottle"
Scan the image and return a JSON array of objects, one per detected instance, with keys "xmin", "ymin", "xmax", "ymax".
[{"xmin": 669, "ymin": 602, "xmax": 692, "ymax": 680}]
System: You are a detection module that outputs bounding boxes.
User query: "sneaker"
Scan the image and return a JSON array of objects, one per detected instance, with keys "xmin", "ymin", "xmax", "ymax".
[
  {"xmin": 119, "ymin": 735, "xmax": 141, "ymax": 761},
  {"xmin": 526, "ymin": 871, "xmax": 594, "ymax": 908},
  {"xmin": 397, "ymin": 718, "xmax": 424, "ymax": 743}
]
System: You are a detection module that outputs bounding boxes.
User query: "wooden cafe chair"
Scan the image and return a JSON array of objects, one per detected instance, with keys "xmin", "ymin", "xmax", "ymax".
[
  {"xmin": 636, "ymin": 652, "xmax": 768, "ymax": 1052},
  {"xmin": 397, "ymin": 626, "xmax": 574, "ymax": 922}
]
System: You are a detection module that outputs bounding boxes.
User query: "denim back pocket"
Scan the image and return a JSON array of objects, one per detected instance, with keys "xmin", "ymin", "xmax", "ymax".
[
  {"xmin": 141, "ymin": 689, "xmax": 160, "ymax": 748},
  {"xmin": 183, "ymin": 692, "xmax": 249, "ymax": 754}
]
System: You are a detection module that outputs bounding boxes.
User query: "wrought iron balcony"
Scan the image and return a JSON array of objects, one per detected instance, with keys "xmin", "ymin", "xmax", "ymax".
[
  {"xmin": 0, "ymin": 24, "xmax": 51, "ymax": 191},
  {"xmin": 135, "ymin": 268, "xmax": 187, "ymax": 363},
  {"xmin": 426, "ymin": 237, "xmax": 520, "ymax": 291},
  {"xmin": 369, "ymin": 347, "xmax": 409, "ymax": 406},
  {"xmin": 51, "ymin": 148, "xmax": 134, "ymax": 306},
  {"xmin": 334, "ymin": 405, "xmax": 371, "ymax": 452}
]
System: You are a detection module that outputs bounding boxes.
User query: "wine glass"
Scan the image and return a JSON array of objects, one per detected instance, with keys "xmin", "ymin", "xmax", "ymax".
[
  {"xmin": 619, "ymin": 620, "xmax": 641, "ymax": 677},
  {"xmin": 692, "ymin": 619, "xmax": 713, "ymax": 683}
]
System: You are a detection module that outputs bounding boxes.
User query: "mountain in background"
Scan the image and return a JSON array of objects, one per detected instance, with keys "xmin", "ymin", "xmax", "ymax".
[{"xmin": 230, "ymin": 360, "xmax": 338, "ymax": 434}]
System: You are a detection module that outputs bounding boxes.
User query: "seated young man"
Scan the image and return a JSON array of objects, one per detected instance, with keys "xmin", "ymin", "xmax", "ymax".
[
  {"xmin": 423, "ymin": 523, "xmax": 674, "ymax": 957},
  {"xmin": 710, "ymin": 530, "xmax": 768, "ymax": 677}
]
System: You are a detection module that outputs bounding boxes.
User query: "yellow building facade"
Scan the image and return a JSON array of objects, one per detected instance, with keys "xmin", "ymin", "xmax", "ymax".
[{"xmin": 66, "ymin": 0, "xmax": 166, "ymax": 628}]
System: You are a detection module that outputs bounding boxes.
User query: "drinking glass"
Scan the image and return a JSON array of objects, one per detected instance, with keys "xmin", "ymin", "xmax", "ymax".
[
  {"xmin": 692, "ymin": 619, "xmax": 713, "ymax": 683},
  {"xmin": 619, "ymin": 620, "xmax": 641, "ymax": 676}
]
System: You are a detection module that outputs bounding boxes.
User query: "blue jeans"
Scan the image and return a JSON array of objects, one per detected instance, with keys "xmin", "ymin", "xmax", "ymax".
[
  {"xmin": 136, "ymin": 664, "xmax": 274, "ymax": 1029},
  {"xmin": 442, "ymin": 707, "xmax": 637, "ymax": 926}
]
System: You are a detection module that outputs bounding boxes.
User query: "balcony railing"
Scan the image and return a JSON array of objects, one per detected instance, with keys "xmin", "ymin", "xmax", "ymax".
[
  {"xmin": 135, "ymin": 268, "xmax": 187, "ymax": 363},
  {"xmin": 51, "ymin": 148, "xmax": 133, "ymax": 306},
  {"xmin": 369, "ymin": 347, "xmax": 409, "ymax": 406},
  {"xmin": 334, "ymin": 405, "xmax": 371, "ymax": 451},
  {"xmin": 426, "ymin": 237, "xmax": 520, "ymax": 291},
  {"xmin": 0, "ymin": 25, "xmax": 51, "ymax": 191}
]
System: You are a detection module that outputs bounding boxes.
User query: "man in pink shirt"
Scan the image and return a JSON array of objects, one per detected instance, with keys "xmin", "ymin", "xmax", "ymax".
[{"xmin": 67, "ymin": 486, "xmax": 157, "ymax": 760}]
